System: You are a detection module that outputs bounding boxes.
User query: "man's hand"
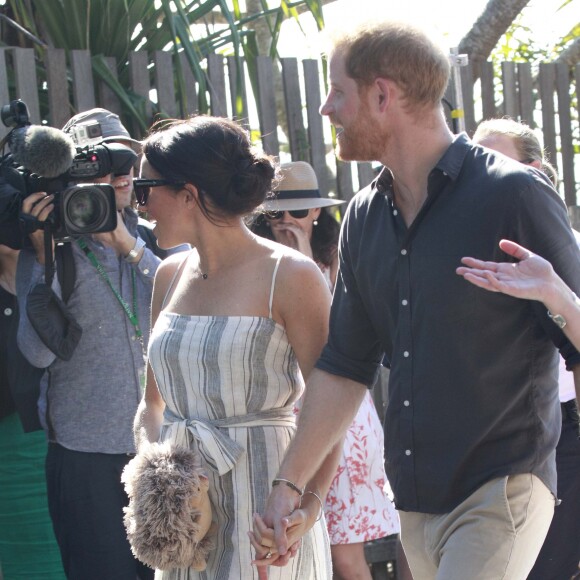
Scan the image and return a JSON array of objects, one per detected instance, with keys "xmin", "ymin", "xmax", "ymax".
[
  {"xmin": 257, "ymin": 482, "xmax": 301, "ymax": 559},
  {"xmin": 93, "ymin": 210, "xmax": 138, "ymax": 259},
  {"xmin": 21, "ymin": 192, "xmax": 55, "ymax": 264}
]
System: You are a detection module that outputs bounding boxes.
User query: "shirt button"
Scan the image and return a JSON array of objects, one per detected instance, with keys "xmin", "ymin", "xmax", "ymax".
[
  {"xmin": 405, "ymin": 449, "xmax": 412, "ymax": 456},
  {"xmin": 404, "ymin": 400, "xmax": 410, "ymax": 406},
  {"xmin": 393, "ymin": 209, "xmax": 398, "ymax": 216},
  {"xmin": 401, "ymin": 249, "xmax": 407, "ymax": 256},
  {"xmin": 402, "ymin": 299, "xmax": 408, "ymax": 306},
  {"xmin": 403, "ymin": 351, "xmax": 410, "ymax": 357},
  {"xmin": 3, "ymin": 308, "xmax": 12, "ymax": 316},
  {"xmin": 143, "ymin": 268, "xmax": 150, "ymax": 275}
]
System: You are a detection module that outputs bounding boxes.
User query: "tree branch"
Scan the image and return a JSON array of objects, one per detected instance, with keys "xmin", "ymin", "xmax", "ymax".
[{"xmin": 458, "ymin": 0, "xmax": 530, "ymax": 80}]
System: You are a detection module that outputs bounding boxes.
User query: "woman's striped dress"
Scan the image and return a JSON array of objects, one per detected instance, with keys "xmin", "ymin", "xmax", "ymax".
[{"xmin": 148, "ymin": 311, "xmax": 332, "ymax": 579}]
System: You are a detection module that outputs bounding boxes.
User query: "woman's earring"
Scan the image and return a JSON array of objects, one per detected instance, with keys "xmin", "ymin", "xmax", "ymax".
[{"xmin": 313, "ymin": 220, "xmax": 318, "ymax": 226}]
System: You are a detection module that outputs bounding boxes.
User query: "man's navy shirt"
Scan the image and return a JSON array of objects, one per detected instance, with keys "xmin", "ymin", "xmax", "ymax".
[{"xmin": 317, "ymin": 134, "xmax": 580, "ymax": 514}]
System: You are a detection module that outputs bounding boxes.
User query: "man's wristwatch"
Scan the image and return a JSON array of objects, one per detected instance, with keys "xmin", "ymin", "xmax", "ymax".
[{"xmin": 125, "ymin": 237, "xmax": 146, "ymax": 263}]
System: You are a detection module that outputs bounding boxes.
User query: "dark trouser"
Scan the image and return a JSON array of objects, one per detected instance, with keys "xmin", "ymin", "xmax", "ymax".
[
  {"xmin": 528, "ymin": 400, "xmax": 580, "ymax": 580},
  {"xmin": 46, "ymin": 443, "xmax": 154, "ymax": 580}
]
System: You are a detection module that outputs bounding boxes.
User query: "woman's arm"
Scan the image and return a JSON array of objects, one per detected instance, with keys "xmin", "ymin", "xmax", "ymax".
[
  {"xmin": 133, "ymin": 255, "xmax": 183, "ymax": 450},
  {"xmin": 252, "ymin": 253, "xmax": 344, "ymax": 566}
]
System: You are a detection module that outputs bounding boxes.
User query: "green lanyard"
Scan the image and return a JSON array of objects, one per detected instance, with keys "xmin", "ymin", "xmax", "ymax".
[{"xmin": 76, "ymin": 238, "xmax": 142, "ymax": 339}]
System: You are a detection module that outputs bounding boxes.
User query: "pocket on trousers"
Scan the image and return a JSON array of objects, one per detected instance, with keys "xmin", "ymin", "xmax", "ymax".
[{"xmin": 502, "ymin": 473, "xmax": 533, "ymax": 534}]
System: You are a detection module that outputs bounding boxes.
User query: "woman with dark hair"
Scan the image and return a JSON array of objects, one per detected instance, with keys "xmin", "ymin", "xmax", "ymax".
[
  {"xmin": 132, "ymin": 117, "xmax": 333, "ymax": 579},
  {"xmin": 251, "ymin": 161, "xmax": 401, "ymax": 580}
]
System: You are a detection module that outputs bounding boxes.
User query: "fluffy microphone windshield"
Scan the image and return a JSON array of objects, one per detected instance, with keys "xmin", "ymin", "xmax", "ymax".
[{"xmin": 10, "ymin": 125, "xmax": 77, "ymax": 178}]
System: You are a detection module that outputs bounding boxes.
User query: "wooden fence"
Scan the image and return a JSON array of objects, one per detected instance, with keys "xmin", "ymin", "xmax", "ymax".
[{"xmin": 1, "ymin": 47, "xmax": 579, "ymax": 207}]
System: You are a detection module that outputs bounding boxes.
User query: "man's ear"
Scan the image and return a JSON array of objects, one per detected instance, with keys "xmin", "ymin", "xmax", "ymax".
[
  {"xmin": 375, "ymin": 78, "xmax": 392, "ymax": 112},
  {"xmin": 529, "ymin": 159, "xmax": 542, "ymax": 170}
]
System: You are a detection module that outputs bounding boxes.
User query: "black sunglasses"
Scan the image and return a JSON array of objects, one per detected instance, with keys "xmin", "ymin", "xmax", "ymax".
[
  {"xmin": 133, "ymin": 178, "xmax": 186, "ymax": 206},
  {"xmin": 265, "ymin": 209, "xmax": 310, "ymax": 220}
]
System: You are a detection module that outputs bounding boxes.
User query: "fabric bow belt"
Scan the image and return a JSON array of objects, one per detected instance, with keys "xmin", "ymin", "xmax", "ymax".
[{"xmin": 162, "ymin": 407, "xmax": 296, "ymax": 476}]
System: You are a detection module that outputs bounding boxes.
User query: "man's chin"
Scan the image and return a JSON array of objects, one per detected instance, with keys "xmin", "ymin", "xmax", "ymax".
[{"xmin": 335, "ymin": 145, "xmax": 370, "ymax": 163}]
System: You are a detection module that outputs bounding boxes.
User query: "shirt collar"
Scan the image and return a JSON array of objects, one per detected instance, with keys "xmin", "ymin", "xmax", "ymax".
[
  {"xmin": 434, "ymin": 132, "xmax": 470, "ymax": 180},
  {"xmin": 371, "ymin": 132, "xmax": 471, "ymax": 199}
]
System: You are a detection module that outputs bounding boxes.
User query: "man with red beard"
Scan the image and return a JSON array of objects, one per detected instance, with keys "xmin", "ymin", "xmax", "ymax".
[
  {"xmin": 258, "ymin": 20, "xmax": 580, "ymax": 580},
  {"xmin": 16, "ymin": 109, "xmax": 158, "ymax": 580}
]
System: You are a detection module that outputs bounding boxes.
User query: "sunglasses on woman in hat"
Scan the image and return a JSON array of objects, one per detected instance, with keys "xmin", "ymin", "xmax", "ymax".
[{"xmin": 251, "ymin": 161, "xmax": 345, "ymax": 290}]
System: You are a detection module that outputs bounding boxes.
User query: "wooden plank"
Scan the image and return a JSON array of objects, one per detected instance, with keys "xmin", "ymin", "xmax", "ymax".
[
  {"xmin": 501, "ymin": 61, "xmax": 518, "ymax": 119},
  {"xmin": 556, "ymin": 62, "xmax": 575, "ymax": 206},
  {"xmin": 128, "ymin": 50, "xmax": 152, "ymax": 120},
  {"xmin": 480, "ymin": 61, "xmax": 496, "ymax": 121},
  {"xmin": 12, "ymin": 48, "xmax": 40, "ymax": 124},
  {"xmin": 575, "ymin": 64, "xmax": 580, "ymax": 205},
  {"xmin": 0, "ymin": 49, "xmax": 11, "ymax": 140},
  {"xmin": 460, "ymin": 63, "xmax": 476, "ymax": 134},
  {"xmin": 98, "ymin": 56, "xmax": 121, "ymax": 115},
  {"xmin": 207, "ymin": 53, "xmax": 227, "ymax": 117},
  {"xmin": 517, "ymin": 62, "xmax": 534, "ymax": 127},
  {"xmin": 180, "ymin": 52, "xmax": 198, "ymax": 117},
  {"xmin": 70, "ymin": 49, "xmax": 96, "ymax": 113},
  {"xmin": 153, "ymin": 51, "xmax": 177, "ymax": 118},
  {"xmin": 576, "ymin": 64, "xmax": 580, "ymax": 140},
  {"xmin": 281, "ymin": 57, "xmax": 308, "ymax": 161},
  {"xmin": 45, "ymin": 48, "xmax": 70, "ymax": 128},
  {"xmin": 303, "ymin": 59, "xmax": 329, "ymax": 197},
  {"xmin": 569, "ymin": 206, "xmax": 580, "ymax": 231},
  {"xmin": 336, "ymin": 160, "xmax": 354, "ymax": 203},
  {"xmin": 358, "ymin": 163, "xmax": 375, "ymax": 190},
  {"xmin": 538, "ymin": 63, "xmax": 557, "ymax": 169},
  {"xmin": 227, "ymin": 56, "xmax": 248, "ymax": 125},
  {"xmin": 255, "ymin": 55, "xmax": 279, "ymax": 156}
]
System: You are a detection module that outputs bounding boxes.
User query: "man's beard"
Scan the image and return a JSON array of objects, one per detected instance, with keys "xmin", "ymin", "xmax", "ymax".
[{"xmin": 335, "ymin": 110, "xmax": 385, "ymax": 163}]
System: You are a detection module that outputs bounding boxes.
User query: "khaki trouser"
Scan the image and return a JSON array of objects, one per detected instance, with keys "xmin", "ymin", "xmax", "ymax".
[{"xmin": 399, "ymin": 474, "xmax": 555, "ymax": 580}]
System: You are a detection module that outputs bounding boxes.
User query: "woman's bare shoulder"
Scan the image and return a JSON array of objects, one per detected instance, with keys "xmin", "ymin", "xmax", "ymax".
[{"xmin": 255, "ymin": 236, "xmax": 319, "ymax": 274}]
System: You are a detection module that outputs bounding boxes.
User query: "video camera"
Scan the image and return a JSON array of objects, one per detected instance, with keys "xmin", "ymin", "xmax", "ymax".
[{"xmin": 0, "ymin": 99, "xmax": 137, "ymax": 246}]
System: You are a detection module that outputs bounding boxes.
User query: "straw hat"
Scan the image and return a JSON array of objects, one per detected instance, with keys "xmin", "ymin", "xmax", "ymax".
[{"xmin": 263, "ymin": 161, "xmax": 346, "ymax": 211}]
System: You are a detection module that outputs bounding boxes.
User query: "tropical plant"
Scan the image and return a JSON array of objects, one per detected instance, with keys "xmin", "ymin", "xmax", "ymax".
[{"xmin": 0, "ymin": 0, "xmax": 324, "ymax": 135}]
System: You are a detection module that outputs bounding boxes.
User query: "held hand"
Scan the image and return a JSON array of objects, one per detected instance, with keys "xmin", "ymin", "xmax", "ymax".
[
  {"xmin": 21, "ymin": 192, "xmax": 55, "ymax": 264},
  {"xmin": 258, "ymin": 484, "xmax": 301, "ymax": 559},
  {"xmin": 250, "ymin": 513, "xmax": 302, "ymax": 569},
  {"xmin": 456, "ymin": 239, "xmax": 557, "ymax": 303}
]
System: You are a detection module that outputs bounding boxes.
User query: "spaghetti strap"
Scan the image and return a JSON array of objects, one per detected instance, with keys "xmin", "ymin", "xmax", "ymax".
[
  {"xmin": 161, "ymin": 250, "xmax": 192, "ymax": 309},
  {"xmin": 268, "ymin": 254, "xmax": 283, "ymax": 318}
]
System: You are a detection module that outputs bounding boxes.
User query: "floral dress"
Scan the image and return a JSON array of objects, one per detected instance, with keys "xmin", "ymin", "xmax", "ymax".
[{"xmin": 323, "ymin": 391, "xmax": 400, "ymax": 544}]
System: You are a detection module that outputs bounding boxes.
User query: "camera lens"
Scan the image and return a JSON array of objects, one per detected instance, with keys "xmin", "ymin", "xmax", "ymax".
[{"xmin": 63, "ymin": 185, "xmax": 110, "ymax": 233}]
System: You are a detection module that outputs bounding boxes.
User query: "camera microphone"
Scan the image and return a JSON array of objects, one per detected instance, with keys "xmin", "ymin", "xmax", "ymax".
[{"xmin": 9, "ymin": 125, "xmax": 76, "ymax": 178}]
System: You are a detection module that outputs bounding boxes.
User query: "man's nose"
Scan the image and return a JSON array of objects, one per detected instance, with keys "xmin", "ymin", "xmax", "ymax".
[{"xmin": 319, "ymin": 95, "xmax": 333, "ymax": 116}]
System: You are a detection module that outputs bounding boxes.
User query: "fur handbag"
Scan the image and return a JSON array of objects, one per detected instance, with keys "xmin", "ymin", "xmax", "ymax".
[{"xmin": 121, "ymin": 441, "xmax": 215, "ymax": 571}]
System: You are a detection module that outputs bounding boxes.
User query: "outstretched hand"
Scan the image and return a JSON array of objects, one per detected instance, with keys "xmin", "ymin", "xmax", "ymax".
[{"xmin": 456, "ymin": 239, "xmax": 556, "ymax": 303}]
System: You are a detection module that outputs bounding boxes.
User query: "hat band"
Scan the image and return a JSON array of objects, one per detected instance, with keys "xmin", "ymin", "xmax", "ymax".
[{"xmin": 275, "ymin": 189, "xmax": 321, "ymax": 200}]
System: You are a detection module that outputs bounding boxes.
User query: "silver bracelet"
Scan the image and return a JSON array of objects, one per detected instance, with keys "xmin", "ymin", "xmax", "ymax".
[
  {"xmin": 303, "ymin": 490, "xmax": 324, "ymax": 522},
  {"xmin": 272, "ymin": 477, "xmax": 304, "ymax": 496}
]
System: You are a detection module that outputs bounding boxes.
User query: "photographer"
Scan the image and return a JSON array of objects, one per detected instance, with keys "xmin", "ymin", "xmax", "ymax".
[{"xmin": 16, "ymin": 109, "xmax": 158, "ymax": 580}]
